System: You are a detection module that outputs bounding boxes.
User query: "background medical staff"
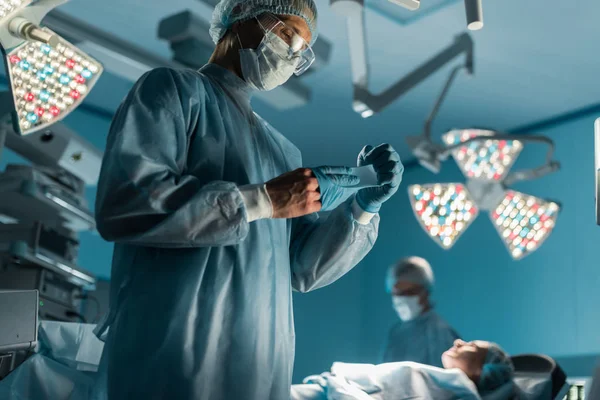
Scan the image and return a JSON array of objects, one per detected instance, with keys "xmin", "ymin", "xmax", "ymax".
[
  {"xmin": 382, "ymin": 256, "xmax": 460, "ymax": 367},
  {"xmin": 93, "ymin": 0, "xmax": 404, "ymax": 398}
]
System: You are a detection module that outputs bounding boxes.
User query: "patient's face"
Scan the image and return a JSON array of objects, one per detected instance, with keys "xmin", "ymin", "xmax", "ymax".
[{"xmin": 441, "ymin": 340, "xmax": 489, "ymax": 381}]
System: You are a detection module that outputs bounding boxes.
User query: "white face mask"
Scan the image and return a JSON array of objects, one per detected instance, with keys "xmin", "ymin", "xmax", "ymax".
[
  {"xmin": 239, "ymin": 31, "xmax": 299, "ymax": 91},
  {"xmin": 392, "ymin": 295, "xmax": 423, "ymax": 321}
]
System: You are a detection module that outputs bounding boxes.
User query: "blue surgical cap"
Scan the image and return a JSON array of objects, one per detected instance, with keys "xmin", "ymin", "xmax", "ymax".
[
  {"xmin": 479, "ymin": 343, "xmax": 514, "ymax": 395},
  {"xmin": 386, "ymin": 256, "xmax": 434, "ymax": 293},
  {"xmin": 210, "ymin": 0, "xmax": 319, "ymax": 45}
]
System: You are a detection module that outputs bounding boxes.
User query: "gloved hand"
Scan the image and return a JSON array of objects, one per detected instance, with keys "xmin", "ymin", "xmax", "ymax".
[
  {"xmin": 356, "ymin": 144, "xmax": 403, "ymax": 213},
  {"xmin": 311, "ymin": 166, "xmax": 360, "ymax": 211}
]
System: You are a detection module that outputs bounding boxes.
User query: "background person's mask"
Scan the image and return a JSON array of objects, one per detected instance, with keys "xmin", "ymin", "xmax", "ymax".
[
  {"xmin": 239, "ymin": 31, "xmax": 298, "ymax": 91},
  {"xmin": 392, "ymin": 295, "xmax": 423, "ymax": 321}
]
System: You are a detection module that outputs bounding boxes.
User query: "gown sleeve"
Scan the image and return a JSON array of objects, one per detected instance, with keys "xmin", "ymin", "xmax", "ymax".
[
  {"xmin": 289, "ymin": 196, "xmax": 379, "ymax": 293},
  {"xmin": 95, "ymin": 68, "xmax": 251, "ymax": 248}
]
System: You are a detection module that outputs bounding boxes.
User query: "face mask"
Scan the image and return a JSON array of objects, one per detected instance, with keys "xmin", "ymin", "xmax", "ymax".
[
  {"xmin": 239, "ymin": 31, "xmax": 299, "ymax": 91},
  {"xmin": 392, "ymin": 295, "xmax": 423, "ymax": 321}
]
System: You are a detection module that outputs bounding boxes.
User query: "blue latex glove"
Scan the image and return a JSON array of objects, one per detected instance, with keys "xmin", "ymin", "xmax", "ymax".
[
  {"xmin": 356, "ymin": 144, "xmax": 404, "ymax": 213},
  {"xmin": 311, "ymin": 166, "xmax": 360, "ymax": 211}
]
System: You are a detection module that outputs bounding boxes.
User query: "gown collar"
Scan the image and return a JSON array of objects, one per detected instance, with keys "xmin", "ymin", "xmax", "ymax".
[{"xmin": 199, "ymin": 63, "xmax": 254, "ymax": 104}]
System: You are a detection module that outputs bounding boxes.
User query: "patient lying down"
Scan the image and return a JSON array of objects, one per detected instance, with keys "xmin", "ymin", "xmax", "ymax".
[{"xmin": 292, "ymin": 340, "xmax": 514, "ymax": 400}]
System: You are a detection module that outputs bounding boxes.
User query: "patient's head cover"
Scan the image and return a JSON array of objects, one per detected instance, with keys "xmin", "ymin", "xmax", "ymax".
[{"xmin": 478, "ymin": 343, "xmax": 514, "ymax": 395}]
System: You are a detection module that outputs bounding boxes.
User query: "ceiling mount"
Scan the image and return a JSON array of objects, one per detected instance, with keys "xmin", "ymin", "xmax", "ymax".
[{"xmin": 372, "ymin": 0, "xmax": 483, "ymax": 30}]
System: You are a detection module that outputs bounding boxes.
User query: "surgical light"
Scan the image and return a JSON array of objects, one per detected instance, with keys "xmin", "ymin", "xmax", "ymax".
[
  {"xmin": 408, "ymin": 129, "xmax": 561, "ymax": 260},
  {"xmin": 490, "ymin": 190, "xmax": 559, "ymax": 260},
  {"xmin": 0, "ymin": 0, "xmax": 103, "ymax": 136},
  {"xmin": 408, "ymin": 183, "xmax": 478, "ymax": 249},
  {"xmin": 5, "ymin": 37, "xmax": 102, "ymax": 134},
  {"xmin": 442, "ymin": 129, "xmax": 522, "ymax": 181}
]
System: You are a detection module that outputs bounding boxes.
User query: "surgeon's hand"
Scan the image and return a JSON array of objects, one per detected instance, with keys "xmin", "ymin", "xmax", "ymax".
[
  {"xmin": 311, "ymin": 166, "xmax": 360, "ymax": 212},
  {"xmin": 267, "ymin": 168, "xmax": 322, "ymax": 219},
  {"xmin": 356, "ymin": 144, "xmax": 403, "ymax": 213}
]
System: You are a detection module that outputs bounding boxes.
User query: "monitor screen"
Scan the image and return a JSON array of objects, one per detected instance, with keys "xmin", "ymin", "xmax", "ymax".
[
  {"xmin": 0, "ymin": 290, "xmax": 38, "ymax": 352},
  {"xmin": 595, "ymin": 118, "xmax": 600, "ymax": 225}
]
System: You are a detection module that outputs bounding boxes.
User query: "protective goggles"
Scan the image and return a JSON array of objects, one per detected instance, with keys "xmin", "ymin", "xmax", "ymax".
[{"xmin": 256, "ymin": 14, "xmax": 315, "ymax": 76}]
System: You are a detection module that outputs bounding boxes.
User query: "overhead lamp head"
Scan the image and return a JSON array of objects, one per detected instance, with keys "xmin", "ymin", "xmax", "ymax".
[
  {"xmin": 491, "ymin": 190, "xmax": 559, "ymax": 260},
  {"xmin": 442, "ymin": 129, "xmax": 522, "ymax": 181},
  {"xmin": 464, "ymin": 0, "xmax": 483, "ymax": 31},
  {"xmin": 408, "ymin": 183, "xmax": 478, "ymax": 249},
  {"xmin": 0, "ymin": 0, "xmax": 104, "ymax": 136},
  {"xmin": 4, "ymin": 32, "xmax": 103, "ymax": 135},
  {"xmin": 408, "ymin": 129, "xmax": 561, "ymax": 260}
]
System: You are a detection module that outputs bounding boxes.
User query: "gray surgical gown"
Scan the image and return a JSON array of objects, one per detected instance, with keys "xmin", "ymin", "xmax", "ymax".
[
  {"xmin": 382, "ymin": 311, "xmax": 460, "ymax": 368},
  {"xmin": 94, "ymin": 64, "xmax": 379, "ymax": 400}
]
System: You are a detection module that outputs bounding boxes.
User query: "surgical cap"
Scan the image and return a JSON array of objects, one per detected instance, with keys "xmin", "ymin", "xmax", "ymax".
[
  {"xmin": 210, "ymin": 0, "xmax": 319, "ymax": 45},
  {"xmin": 478, "ymin": 343, "xmax": 514, "ymax": 395},
  {"xmin": 386, "ymin": 256, "xmax": 434, "ymax": 293}
]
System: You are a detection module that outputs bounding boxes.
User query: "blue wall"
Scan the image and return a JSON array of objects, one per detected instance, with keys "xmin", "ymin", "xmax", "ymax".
[
  {"xmin": 357, "ymin": 114, "xmax": 600, "ymax": 369},
  {"xmin": 292, "ymin": 268, "xmax": 365, "ymax": 382},
  {"xmin": 64, "ymin": 111, "xmax": 115, "ymax": 280}
]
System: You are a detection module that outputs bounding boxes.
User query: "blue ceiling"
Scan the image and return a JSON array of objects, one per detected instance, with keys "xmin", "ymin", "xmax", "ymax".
[{"xmin": 50, "ymin": 0, "xmax": 600, "ymax": 165}]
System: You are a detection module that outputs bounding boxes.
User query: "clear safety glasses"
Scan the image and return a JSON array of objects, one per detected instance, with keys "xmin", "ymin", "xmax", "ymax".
[{"xmin": 256, "ymin": 14, "xmax": 315, "ymax": 76}]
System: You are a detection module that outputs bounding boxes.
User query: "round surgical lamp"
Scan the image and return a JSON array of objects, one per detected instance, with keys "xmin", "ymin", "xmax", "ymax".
[{"xmin": 464, "ymin": 0, "xmax": 483, "ymax": 31}]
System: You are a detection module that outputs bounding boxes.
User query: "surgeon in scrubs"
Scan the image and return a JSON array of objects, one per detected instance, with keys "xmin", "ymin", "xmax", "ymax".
[
  {"xmin": 382, "ymin": 256, "xmax": 460, "ymax": 367},
  {"xmin": 93, "ymin": 0, "xmax": 404, "ymax": 398}
]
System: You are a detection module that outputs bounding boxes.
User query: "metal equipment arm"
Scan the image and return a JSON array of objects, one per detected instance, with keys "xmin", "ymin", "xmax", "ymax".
[{"xmin": 331, "ymin": 0, "xmax": 473, "ymax": 117}]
